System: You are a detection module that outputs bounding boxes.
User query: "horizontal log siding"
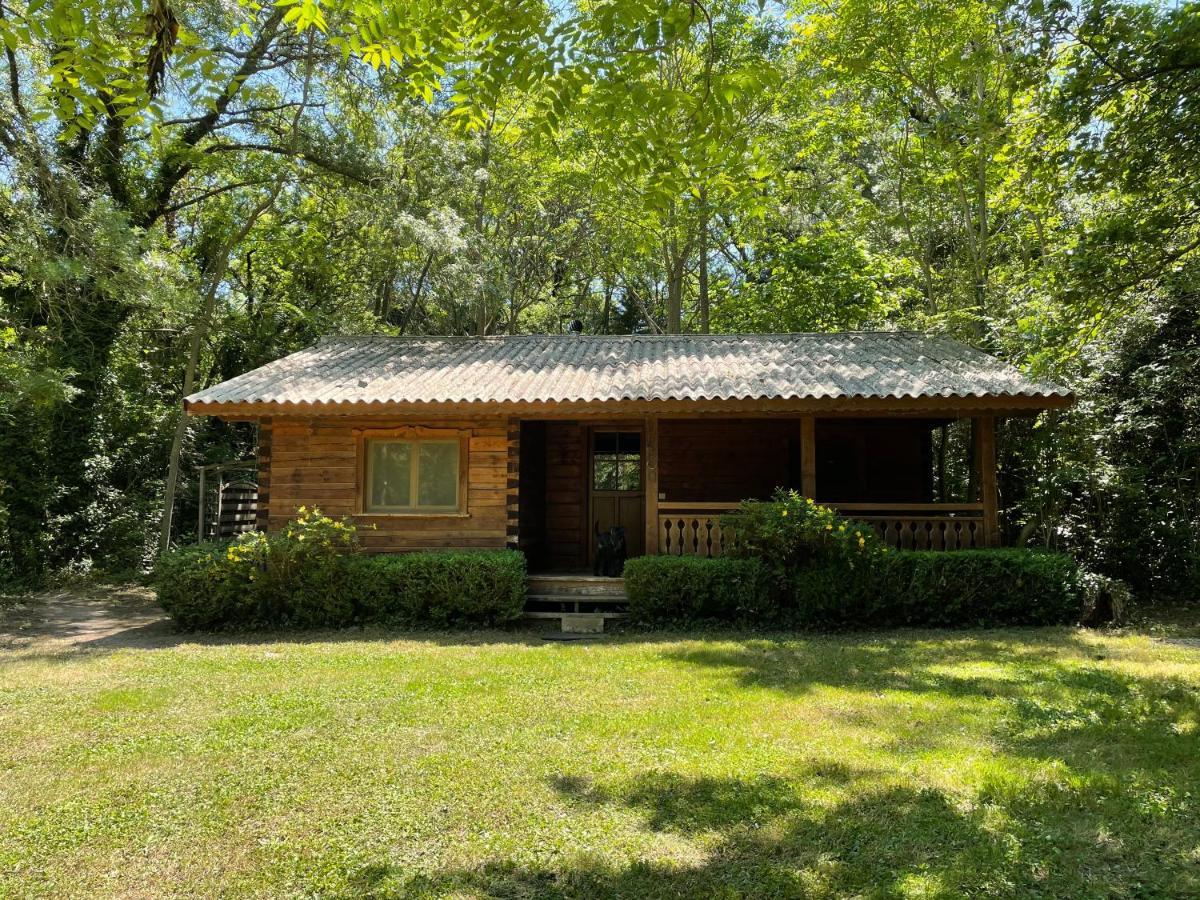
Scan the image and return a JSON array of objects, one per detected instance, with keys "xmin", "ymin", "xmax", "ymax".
[
  {"xmin": 267, "ymin": 416, "xmax": 508, "ymax": 553},
  {"xmin": 658, "ymin": 419, "xmax": 803, "ymax": 504}
]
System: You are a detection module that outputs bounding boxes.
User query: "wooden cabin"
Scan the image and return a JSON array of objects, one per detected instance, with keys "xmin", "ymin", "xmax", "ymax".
[{"xmin": 185, "ymin": 333, "xmax": 1072, "ymax": 569}]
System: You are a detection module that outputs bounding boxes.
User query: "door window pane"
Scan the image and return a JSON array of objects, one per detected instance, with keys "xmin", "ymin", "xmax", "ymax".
[
  {"xmin": 592, "ymin": 430, "xmax": 640, "ymax": 492},
  {"xmin": 594, "ymin": 457, "xmax": 618, "ymax": 491},
  {"xmin": 369, "ymin": 441, "xmax": 412, "ymax": 509},
  {"xmin": 418, "ymin": 441, "xmax": 459, "ymax": 507},
  {"xmin": 616, "ymin": 460, "xmax": 641, "ymax": 491}
]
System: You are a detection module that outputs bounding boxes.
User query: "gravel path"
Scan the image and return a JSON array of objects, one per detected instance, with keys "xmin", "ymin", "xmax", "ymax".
[{"xmin": 0, "ymin": 585, "xmax": 172, "ymax": 651}]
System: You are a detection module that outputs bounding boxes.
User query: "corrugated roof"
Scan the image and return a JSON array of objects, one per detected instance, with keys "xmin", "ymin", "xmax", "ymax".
[{"xmin": 185, "ymin": 333, "xmax": 1072, "ymax": 410}]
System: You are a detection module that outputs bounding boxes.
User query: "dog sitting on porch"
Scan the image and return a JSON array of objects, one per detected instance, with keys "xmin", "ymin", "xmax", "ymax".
[{"xmin": 593, "ymin": 523, "xmax": 627, "ymax": 577}]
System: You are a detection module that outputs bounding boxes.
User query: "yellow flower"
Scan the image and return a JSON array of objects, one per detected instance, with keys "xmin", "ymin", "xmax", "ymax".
[
  {"xmin": 781, "ymin": 510, "xmax": 788, "ymax": 517},
  {"xmin": 858, "ymin": 537, "xmax": 865, "ymax": 547},
  {"xmin": 838, "ymin": 524, "xmax": 846, "ymax": 532},
  {"xmin": 854, "ymin": 530, "xmax": 861, "ymax": 537},
  {"xmin": 825, "ymin": 524, "xmax": 833, "ymax": 531}
]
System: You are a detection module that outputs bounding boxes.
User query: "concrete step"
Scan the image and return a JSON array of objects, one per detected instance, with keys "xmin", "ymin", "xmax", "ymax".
[{"xmin": 527, "ymin": 611, "xmax": 626, "ymax": 634}]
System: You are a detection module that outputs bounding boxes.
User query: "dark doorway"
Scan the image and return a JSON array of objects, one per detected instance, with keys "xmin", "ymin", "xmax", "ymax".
[
  {"xmin": 588, "ymin": 427, "xmax": 645, "ymax": 562},
  {"xmin": 517, "ymin": 420, "xmax": 588, "ymax": 573}
]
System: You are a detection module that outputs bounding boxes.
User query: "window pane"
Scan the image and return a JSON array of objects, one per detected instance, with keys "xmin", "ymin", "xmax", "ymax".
[
  {"xmin": 617, "ymin": 460, "xmax": 641, "ymax": 491},
  {"xmin": 418, "ymin": 441, "xmax": 459, "ymax": 508},
  {"xmin": 618, "ymin": 432, "xmax": 641, "ymax": 454},
  {"xmin": 369, "ymin": 441, "xmax": 411, "ymax": 509},
  {"xmin": 594, "ymin": 457, "xmax": 617, "ymax": 491},
  {"xmin": 593, "ymin": 432, "xmax": 618, "ymax": 454}
]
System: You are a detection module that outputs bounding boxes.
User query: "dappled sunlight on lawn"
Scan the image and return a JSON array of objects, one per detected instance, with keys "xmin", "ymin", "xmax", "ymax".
[{"xmin": 1, "ymin": 624, "xmax": 1198, "ymax": 897}]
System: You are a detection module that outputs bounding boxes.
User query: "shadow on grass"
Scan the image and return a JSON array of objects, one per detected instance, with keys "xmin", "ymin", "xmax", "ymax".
[
  {"xmin": 339, "ymin": 773, "xmax": 1008, "ymax": 898},
  {"xmin": 329, "ymin": 636, "xmax": 1200, "ymax": 899}
]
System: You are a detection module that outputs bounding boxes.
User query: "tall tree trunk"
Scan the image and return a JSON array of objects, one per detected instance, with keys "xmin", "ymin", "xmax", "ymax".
[
  {"xmin": 973, "ymin": 66, "xmax": 990, "ymax": 333},
  {"xmin": 698, "ymin": 187, "xmax": 710, "ymax": 334},
  {"xmin": 665, "ymin": 237, "xmax": 683, "ymax": 334},
  {"xmin": 473, "ymin": 117, "xmax": 494, "ymax": 337},
  {"xmin": 158, "ymin": 189, "xmax": 280, "ymax": 553}
]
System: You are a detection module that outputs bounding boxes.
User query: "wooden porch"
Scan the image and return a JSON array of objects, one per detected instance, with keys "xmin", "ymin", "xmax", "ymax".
[{"xmin": 514, "ymin": 413, "xmax": 1001, "ymax": 569}]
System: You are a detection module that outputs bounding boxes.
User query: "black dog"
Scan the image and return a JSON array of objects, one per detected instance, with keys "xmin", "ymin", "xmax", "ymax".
[{"xmin": 593, "ymin": 523, "xmax": 627, "ymax": 577}]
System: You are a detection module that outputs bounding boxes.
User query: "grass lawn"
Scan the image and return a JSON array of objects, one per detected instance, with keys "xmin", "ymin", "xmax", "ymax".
[{"xmin": 2, "ymin": 609, "xmax": 1199, "ymax": 898}]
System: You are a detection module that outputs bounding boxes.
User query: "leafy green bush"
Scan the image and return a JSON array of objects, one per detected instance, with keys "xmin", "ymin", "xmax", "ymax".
[
  {"xmin": 877, "ymin": 549, "xmax": 1081, "ymax": 627},
  {"xmin": 720, "ymin": 493, "xmax": 1081, "ymax": 627},
  {"xmin": 721, "ymin": 490, "xmax": 888, "ymax": 624},
  {"xmin": 348, "ymin": 550, "xmax": 525, "ymax": 627},
  {"xmin": 723, "ymin": 489, "xmax": 885, "ymax": 576},
  {"xmin": 151, "ymin": 541, "xmax": 259, "ymax": 630},
  {"xmin": 623, "ymin": 555, "xmax": 773, "ymax": 624},
  {"xmin": 154, "ymin": 508, "xmax": 526, "ymax": 630}
]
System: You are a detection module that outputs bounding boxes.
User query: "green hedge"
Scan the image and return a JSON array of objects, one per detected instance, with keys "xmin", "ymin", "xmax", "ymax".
[
  {"xmin": 623, "ymin": 549, "xmax": 1081, "ymax": 628},
  {"xmin": 153, "ymin": 509, "xmax": 525, "ymax": 630},
  {"xmin": 623, "ymin": 555, "xmax": 773, "ymax": 624},
  {"xmin": 877, "ymin": 549, "xmax": 1081, "ymax": 627},
  {"xmin": 346, "ymin": 551, "xmax": 525, "ymax": 627}
]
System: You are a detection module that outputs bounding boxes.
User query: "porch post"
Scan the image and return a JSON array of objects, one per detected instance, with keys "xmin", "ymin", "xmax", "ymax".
[
  {"xmin": 975, "ymin": 415, "xmax": 1000, "ymax": 547},
  {"xmin": 644, "ymin": 414, "xmax": 660, "ymax": 555},
  {"xmin": 800, "ymin": 416, "xmax": 817, "ymax": 499},
  {"xmin": 506, "ymin": 417, "xmax": 520, "ymax": 550}
]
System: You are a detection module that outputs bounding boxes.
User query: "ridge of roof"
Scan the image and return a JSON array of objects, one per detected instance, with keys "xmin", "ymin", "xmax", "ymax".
[{"xmin": 316, "ymin": 331, "xmax": 943, "ymax": 344}]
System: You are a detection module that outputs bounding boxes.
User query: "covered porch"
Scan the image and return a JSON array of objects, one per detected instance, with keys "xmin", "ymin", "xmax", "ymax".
[{"xmin": 512, "ymin": 412, "xmax": 1002, "ymax": 572}]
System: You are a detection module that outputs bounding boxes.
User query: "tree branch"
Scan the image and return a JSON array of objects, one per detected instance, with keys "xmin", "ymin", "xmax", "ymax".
[
  {"xmin": 205, "ymin": 141, "xmax": 378, "ymax": 185},
  {"xmin": 135, "ymin": 6, "xmax": 285, "ymax": 229}
]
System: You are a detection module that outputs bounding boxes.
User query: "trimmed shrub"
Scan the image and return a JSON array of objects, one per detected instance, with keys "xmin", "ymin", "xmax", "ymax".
[
  {"xmin": 719, "ymin": 492, "xmax": 1082, "ymax": 627},
  {"xmin": 623, "ymin": 555, "xmax": 773, "ymax": 624},
  {"xmin": 152, "ymin": 541, "xmax": 259, "ymax": 630},
  {"xmin": 877, "ymin": 549, "xmax": 1081, "ymax": 627},
  {"xmin": 154, "ymin": 508, "xmax": 526, "ymax": 630},
  {"xmin": 788, "ymin": 558, "xmax": 884, "ymax": 626},
  {"xmin": 348, "ymin": 550, "xmax": 525, "ymax": 627}
]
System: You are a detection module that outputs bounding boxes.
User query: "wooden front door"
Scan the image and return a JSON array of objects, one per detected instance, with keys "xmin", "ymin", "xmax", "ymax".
[{"xmin": 589, "ymin": 428, "xmax": 645, "ymax": 563}]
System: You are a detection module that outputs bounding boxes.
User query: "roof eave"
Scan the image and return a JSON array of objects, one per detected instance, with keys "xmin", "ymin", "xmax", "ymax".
[{"xmin": 185, "ymin": 392, "xmax": 1075, "ymax": 420}]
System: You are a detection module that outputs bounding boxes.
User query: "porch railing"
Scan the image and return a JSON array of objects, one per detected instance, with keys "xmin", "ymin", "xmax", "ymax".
[
  {"xmin": 832, "ymin": 503, "xmax": 986, "ymax": 550},
  {"xmin": 656, "ymin": 501, "xmax": 987, "ymax": 557},
  {"xmin": 658, "ymin": 503, "xmax": 737, "ymax": 558}
]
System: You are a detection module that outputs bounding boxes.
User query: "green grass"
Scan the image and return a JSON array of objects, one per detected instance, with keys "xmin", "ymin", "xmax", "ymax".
[{"xmin": 2, "ymin": 623, "xmax": 1199, "ymax": 898}]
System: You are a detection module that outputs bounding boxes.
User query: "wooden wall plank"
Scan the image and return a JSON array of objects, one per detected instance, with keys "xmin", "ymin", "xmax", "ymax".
[{"xmin": 264, "ymin": 415, "xmax": 509, "ymax": 552}]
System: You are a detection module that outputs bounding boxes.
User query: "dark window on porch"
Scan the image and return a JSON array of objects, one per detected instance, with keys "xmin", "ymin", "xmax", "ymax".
[{"xmin": 814, "ymin": 420, "xmax": 933, "ymax": 504}]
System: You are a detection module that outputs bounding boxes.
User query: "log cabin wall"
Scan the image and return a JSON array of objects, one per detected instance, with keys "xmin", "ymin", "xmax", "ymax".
[
  {"xmin": 657, "ymin": 419, "xmax": 804, "ymax": 503},
  {"xmin": 267, "ymin": 416, "xmax": 508, "ymax": 553},
  {"xmin": 541, "ymin": 421, "xmax": 587, "ymax": 571}
]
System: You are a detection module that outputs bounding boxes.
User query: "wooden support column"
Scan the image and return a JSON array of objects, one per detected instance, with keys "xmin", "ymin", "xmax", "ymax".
[
  {"xmin": 644, "ymin": 415, "xmax": 660, "ymax": 555},
  {"xmin": 975, "ymin": 415, "xmax": 999, "ymax": 547},
  {"xmin": 800, "ymin": 416, "xmax": 817, "ymax": 499},
  {"xmin": 506, "ymin": 418, "xmax": 521, "ymax": 550}
]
